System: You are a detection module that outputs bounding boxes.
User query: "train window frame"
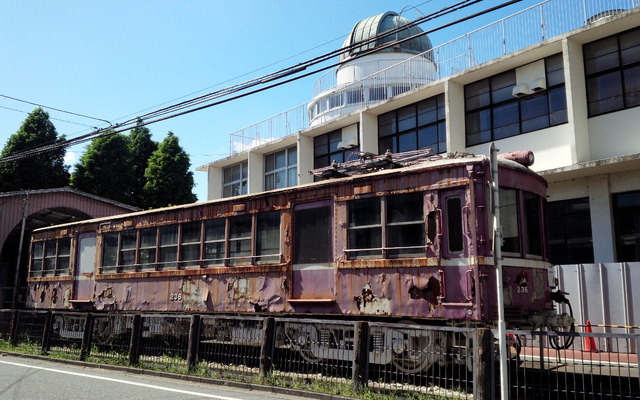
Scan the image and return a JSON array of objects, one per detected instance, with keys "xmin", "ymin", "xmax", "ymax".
[
  {"xmin": 158, "ymin": 225, "xmax": 179, "ymax": 270},
  {"xmin": 180, "ymin": 221, "xmax": 202, "ymax": 268},
  {"xmin": 523, "ymin": 191, "xmax": 543, "ymax": 258},
  {"xmin": 228, "ymin": 214, "xmax": 253, "ymax": 266},
  {"xmin": 119, "ymin": 230, "xmax": 137, "ymax": 272},
  {"xmin": 444, "ymin": 196, "xmax": 465, "ymax": 255},
  {"xmin": 499, "ymin": 188, "xmax": 521, "ymax": 255},
  {"xmin": 293, "ymin": 201, "xmax": 332, "ymax": 264},
  {"xmin": 101, "ymin": 232, "xmax": 119, "ymax": 273},
  {"xmin": 255, "ymin": 211, "xmax": 282, "ymax": 264},
  {"xmin": 386, "ymin": 192, "xmax": 425, "ymax": 258},
  {"xmin": 138, "ymin": 227, "xmax": 157, "ymax": 270},
  {"xmin": 31, "ymin": 238, "xmax": 72, "ymax": 277},
  {"xmin": 204, "ymin": 218, "xmax": 226, "ymax": 266},
  {"xmin": 347, "ymin": 196, "xmax": 383, "ymax": 259},
  {"xmin": 346, "ymin": 193, "xmax": 426, "ymax": 260},
  {"xmin": 30, "ymin": 241, "xmax": 44, "ymax": 276}
]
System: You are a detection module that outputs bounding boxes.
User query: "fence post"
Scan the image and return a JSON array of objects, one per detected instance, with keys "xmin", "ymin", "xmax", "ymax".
[
  {"xmin": 129, "ymin": 314, "xmax": 142, "ymax": 365},
  {"xmin": 9, "ymin": 310, "xmax": 19, "ymax": 346},
  {"xmin": 186, "ymin": 315, "xmax": 201, "ymax": 371},
  {"xmin": 260, "ymin": 317, "xmax": 276, "ymax": 377},
  {"xmin": 80, "ymin": 313, "xmax": 94, "ymax": 361},
  {"xmin": 41, "ymin": 311, "xmax": 53, "ymax": 355},
  {"xmin": 352, "ymin": 321, "xmax": 370, "ymax": 393},
  {"xmin": 474, "ymin": 328, "xmax": 494, "ymax": 400}
]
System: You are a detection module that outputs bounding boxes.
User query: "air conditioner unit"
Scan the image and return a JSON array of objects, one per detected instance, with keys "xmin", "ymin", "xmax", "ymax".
[
  {"xmin": 531, "ymin": 77, "xmax": 547, "ymax": 92},
  {"xmin": 338, "ymin": 137, "xmax": 358, "ymax": 150},
  {"xmin": 512, "ymin": 84, "xmax": 531, "ymax": 98}
]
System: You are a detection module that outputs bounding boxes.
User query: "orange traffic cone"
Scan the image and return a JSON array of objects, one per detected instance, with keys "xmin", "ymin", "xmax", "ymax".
[{"xmin": 584, "ymin": 320, "xmax": 598, "ymax": 352}]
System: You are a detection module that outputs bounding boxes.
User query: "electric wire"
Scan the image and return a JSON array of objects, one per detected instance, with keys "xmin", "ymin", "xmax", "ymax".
[{"xmin": 0, "ymin": 93, "xmax": 112, "ymax": 126}]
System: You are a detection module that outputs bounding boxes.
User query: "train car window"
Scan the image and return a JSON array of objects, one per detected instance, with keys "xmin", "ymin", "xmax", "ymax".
[
  {"xmin": 102, "ymin": 233, "xmax": 119, "ymax": 273},
  {"xmin": 294, "ymin": 205, "xmax": 331, "ymax": 264},
  {"xmin": 348, "ymin": 197, "xmax": 382, "ymax": 259},
  {"xmin": 524, "ymin": 192, "xmax": 543, "ymax": 256},
  {"xmin": 158, "ymin": 225, "xmax": 178, "ymax": 270},
  {"xmin": 180, "ymin": 221, "xmax": 202, "ymax": 268},
  {"xmin": 387, "ymin": 193, "xmax": 425, "ymax": 258},
  {"xmin": 57, "ymin": 238, "xmax": 71, "ymax": 274},
  {"xmin": 119, "ymin": 231, "xmax": 137, "ymax": 271},
  {"xmin": 499, "ymin": 188, "xmax": 521, "ymax": 253},
  {"xmin": 31, "ymin": 242, "xmax": 44, "ymax": 276},
  {"xmin": 204, "ymin": 219, "xmax": 226, "ymax": 266},
  {"xmin": 256, "ymin": 211, "xmax": 281, "ymax": 264},
  {"xmin": 139, "ymin": 228, "xmax": 157, "ymax": 270},
  {"xmin": 446, "ymin": 197, "xmax": 464, "ymax": 253},
  {"xmin": 229, "ymin": 215, "xmax": 252, "ymax": 266},
  {"xmin": 43, "ymin": 240, "xmax": 57, "ymax": 276}
]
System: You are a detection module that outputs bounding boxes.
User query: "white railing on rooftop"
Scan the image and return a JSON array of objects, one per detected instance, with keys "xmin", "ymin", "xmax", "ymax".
[{"xmin": 229, "ymin": 0, "xmax": 639, "ymax": 154}]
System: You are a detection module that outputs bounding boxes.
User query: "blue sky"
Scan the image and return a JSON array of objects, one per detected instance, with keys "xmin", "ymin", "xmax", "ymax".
[{"xmin": 0, "ymin": 0, "xmax": 540, "ymax": 202}]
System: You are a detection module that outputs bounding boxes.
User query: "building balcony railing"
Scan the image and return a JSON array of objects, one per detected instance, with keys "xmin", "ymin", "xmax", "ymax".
[{"xmin": 229, "ymin": 0, "xmax": 639, "ymax": 154}]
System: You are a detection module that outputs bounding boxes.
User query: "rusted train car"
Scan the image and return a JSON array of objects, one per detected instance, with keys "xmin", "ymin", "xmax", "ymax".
[{"xmin": 25, "ymin": 150, "xmax": 569, "ymax": 371}]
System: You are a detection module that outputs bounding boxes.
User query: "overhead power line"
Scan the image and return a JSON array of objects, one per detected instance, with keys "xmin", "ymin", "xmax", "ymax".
[
  {"xmin": 0, "ymin": 0, "xmax": 522, "ymax": 165},
  {"xmin": 0, "ymin": 94, "xmax": 112, "ymax": 126}
]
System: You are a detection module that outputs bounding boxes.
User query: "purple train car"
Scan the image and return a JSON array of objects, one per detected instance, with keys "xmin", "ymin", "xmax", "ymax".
[{"xmin": 25, "ymin": 149, "xmax": 569, "ymax": 371}]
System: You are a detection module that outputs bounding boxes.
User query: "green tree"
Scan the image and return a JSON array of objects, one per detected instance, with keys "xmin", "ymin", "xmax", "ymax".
[
  {"xmin": 129, "ymin": 120, "xmax": 157, "ymax": 207},
  {"xmin": 0, "ymin": 108, "xmax": 69, "ymax": 192},
  {"xmin": 71, "ymin": 133, "xmax": 133, "ymax": 204},
  {"xmin": 142, "ymin": 132, "xmax": 196, "ymax": 208}
]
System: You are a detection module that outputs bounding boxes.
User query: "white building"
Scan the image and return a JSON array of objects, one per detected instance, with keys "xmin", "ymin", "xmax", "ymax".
[{"xmin": 198, "ymin": 2, "xmax": 640, "ymax": 269}]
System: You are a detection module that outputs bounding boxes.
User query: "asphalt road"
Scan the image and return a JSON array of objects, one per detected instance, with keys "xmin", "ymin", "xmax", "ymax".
[{"xmin": 0, "ymin": 354, "xmax": 321, "ymax": 400}]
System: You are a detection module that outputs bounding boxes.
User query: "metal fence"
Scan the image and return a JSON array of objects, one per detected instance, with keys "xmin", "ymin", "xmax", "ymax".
[
  {"xmin": 504, "ymin": 328, "xmax": 640, "ymax": 399},
  {"xmin": 1, "ymin": 309, "xmax": 639, "ymax": 399},
  {"xmin": 227, "ymin": 0, "xmax": 640, "ymax": 154}
]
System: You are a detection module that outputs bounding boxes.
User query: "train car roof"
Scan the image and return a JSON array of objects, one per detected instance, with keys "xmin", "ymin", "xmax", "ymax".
[{"xmin": 32, "ymin": 151, "xmax": 534, "ymax": 232}]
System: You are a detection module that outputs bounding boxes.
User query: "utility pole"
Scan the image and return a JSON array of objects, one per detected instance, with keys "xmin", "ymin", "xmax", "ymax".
[{"xmin": 491, "ymin": 144, "xmax": 509, "ymax": 400}]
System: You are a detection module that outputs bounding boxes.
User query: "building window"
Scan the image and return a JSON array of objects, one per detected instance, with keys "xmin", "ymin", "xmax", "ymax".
[
  {"xmin": 314, "ymin": 129, "xmax": 360, "ymax": 179},
  {"xmin": 378, "ymin": 94, "xmax": 446, "ymax": 154},
  {"xmin": 31, "ymin": 238, "xmax": 71, "ymax": 277},
  {"xmin": 548, "ymin": 198, "xmax": 594, "ymax": 265},
  {"xmin": 613, "ymin": 191, "xmax": 640, "ymax": 262},
  {"xmin": 347, "ymin": 193, "xmax": 425, "ymax": 260},
  {"xmin": 223, "ymin": 161, "xmax": 248, "ymax": 198},
  {"xmin": 265, "ymin": 147, "xmax": 297, "ymax": 190},
  {"xmin": 465, "ymin": 54, "xmax": 567, "ymax": 146},
  {"xmin": 584, "ymin": 27, "xmax": 640, "ymax": 117}
]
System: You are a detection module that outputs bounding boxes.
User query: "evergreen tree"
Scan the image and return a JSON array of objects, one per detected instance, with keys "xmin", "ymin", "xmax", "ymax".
[
  {"xmin": 129, "ymin": 120, "xmax": 157, "ymax": 207},
  {"xmin": 142, "ymin": 132, "xmax": 196, "ymax": 208},
  {"xmin": 0, "ymin": 108, "xmax": 69, "ymax": 192},
  {"xmin": 71, "ymin": 133, "xmax": 133, "ymax": 204}
]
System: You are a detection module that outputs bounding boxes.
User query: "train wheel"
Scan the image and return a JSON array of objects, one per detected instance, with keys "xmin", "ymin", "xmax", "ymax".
[
  {"xmin": 289, "ymin": 324, "xmax": 320, "ymax": 363},
  {"xmin": 390, "ymin": 329, "xmax": 440, "ymax": 373},
  {"xmin": 93, "ymin": 317, "xmax": 114, "ymax": 345}
]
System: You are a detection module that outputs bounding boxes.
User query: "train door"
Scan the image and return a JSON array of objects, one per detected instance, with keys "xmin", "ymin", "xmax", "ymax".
[
  {"xmin": 440, "ymin": 189, "xmax": 475, "ymax": 303},
  {"xmin": 73, "ymin": 232, "xmax": 96, "ymax": 303},
  {"xmin": 291, "ymin": 201, "xmax": 334, "ymax": 300}
]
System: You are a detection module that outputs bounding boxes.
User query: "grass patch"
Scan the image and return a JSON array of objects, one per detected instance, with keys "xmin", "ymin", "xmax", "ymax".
[{"xmin": 1, "ymin": 339, "xmax": 463, "ymax": 399}]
